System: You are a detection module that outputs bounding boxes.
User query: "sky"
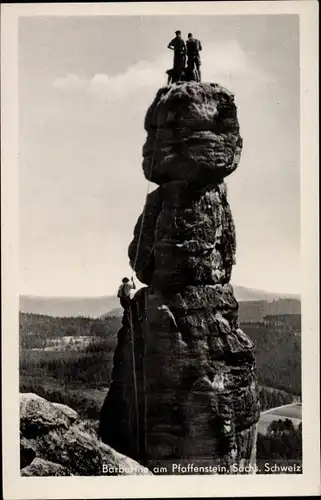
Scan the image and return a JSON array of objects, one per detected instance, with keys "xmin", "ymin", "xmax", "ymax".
[{"xmin": 19, "ymin": 14, "xmax": 300, "ymax": 297}]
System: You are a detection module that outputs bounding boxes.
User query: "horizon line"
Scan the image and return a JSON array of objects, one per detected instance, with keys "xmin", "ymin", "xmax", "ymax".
[{"xmin": 19, "ymin": 285, "xmax": 301, "ymax": 299}]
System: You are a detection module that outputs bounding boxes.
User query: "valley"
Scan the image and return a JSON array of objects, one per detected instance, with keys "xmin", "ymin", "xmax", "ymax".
[{"xmin": 19, "ymin": 288, "xmax": 302, "ymax": 468}]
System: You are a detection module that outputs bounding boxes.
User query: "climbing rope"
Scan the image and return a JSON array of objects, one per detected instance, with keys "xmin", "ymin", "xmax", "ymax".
[
  {"xmin": 128, "ymin": 131, "xmax": 158, "ymax": 459},
  {"xmin": 131, "ymin": 158, "xmax": 154, "ymax": 279},
  {"xmin": 127, "ymin": 303, "xmax": 140, "ymax": 456}
]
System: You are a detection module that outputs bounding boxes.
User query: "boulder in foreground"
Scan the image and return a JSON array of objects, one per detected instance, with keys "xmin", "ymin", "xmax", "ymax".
[{"xmin": 20, "ymin": 393, "xmax": 152, "ymax": 476}]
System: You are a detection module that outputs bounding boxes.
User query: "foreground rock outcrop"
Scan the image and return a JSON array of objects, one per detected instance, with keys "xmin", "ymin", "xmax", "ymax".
[
  {"xmin": 100, "ymin": 82, "xmax": 260, "ymax": 473},
  {"xmin": 20, "ymin": 393, "xmax": 151, "ymax": 476}
]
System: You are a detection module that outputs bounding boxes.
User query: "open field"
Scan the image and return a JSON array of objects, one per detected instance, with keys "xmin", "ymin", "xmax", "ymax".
[
  {"xmin": 258, "ymin": 403, "xmax": 302, "ymax": 435},
  {"xmin": 263, "ymin": 402, "xmax": 302, "ymax": 418}
]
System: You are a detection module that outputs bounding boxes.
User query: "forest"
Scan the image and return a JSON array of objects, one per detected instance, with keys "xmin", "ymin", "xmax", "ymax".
[
  {"xmin": 20, "ymin": 312, "xmax": 120, "ymax": 347},
  {"xmin": 19, "ymin": 311, "xmax": 302, "ymax": 465},
  {"xmin": 242, "ymin": 317, "xmax": 301, "ymax": 395},
  {"xmin": 257, "ymin": 419, "xmax": 302, "ymax": 472},
  {"xmin": 19, "ymin": 311, "xmax": 301, "ymax": 421}
]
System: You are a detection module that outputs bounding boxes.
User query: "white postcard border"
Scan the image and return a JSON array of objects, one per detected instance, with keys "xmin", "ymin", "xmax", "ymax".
[{"xmin": 1, "ymin": 2, "xmax": 319, "ymax": 498}]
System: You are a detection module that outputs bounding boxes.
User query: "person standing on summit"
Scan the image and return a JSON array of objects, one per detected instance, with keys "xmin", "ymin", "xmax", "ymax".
[
  {"xmin": 186, "ymin": 33, "xmax": 202, "ymax": 81},
  {"xmin": 167, "ymin": 30, "xmax": 186, "ymax": 81}
]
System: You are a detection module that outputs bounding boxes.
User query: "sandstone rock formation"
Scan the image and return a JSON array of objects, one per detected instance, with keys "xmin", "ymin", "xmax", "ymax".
[
  {"xmin": 20, "ymin": 393, "xmax": 151, "ymax": 476},
  {"xmin": 100, "ymin": 82, "xmax": 260, "ymax": 473}
]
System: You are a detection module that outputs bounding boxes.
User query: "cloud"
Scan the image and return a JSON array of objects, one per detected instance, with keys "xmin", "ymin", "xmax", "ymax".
[
  {"xmin": 203, "ymin": 41, "xmax": 275, "ymax": 93},
  {"xmin": 52, "ymin": 40, "xmax": 273, "ymax": 103},
  {"xmin": 52, "ymin": 73, "xmax": 87, "ymax": 90},
  {"xmin": 21, "ymin": 19, "xmax": 299, "ymax": 296}
]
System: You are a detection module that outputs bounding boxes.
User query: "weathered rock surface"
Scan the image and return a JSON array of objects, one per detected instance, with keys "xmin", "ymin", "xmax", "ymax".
[
  {"xmin": 20, "ymin": 393, "xmax": 152, "ymax": 476},
  {"xmin": 100, "ymin": 82, "xmax": 260, "ymax": 473},
  {"xmin": 128, "ymin": 187, "xmax": 163, "ymax": 285},
  {"xmin": 129, "ymin": 181, "xmax": 236, "ymax": 288},
  {"xmin": 142, "ymin": 82, "xmax": 242, "ymax": 185},
  {"xmin": 21, "ymin": 458, "xmax": 72, "ymax": 477}
]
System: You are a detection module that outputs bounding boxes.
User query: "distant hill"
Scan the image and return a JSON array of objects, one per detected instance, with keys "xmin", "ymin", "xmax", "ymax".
[
  {"xmin": 238, "ymin": 299, "xmax": 301, "ymax": 323},
  {"xmin": 233, "ymin": 286, "xmax": 300, "ymax": 302},
  {"xmin": 20, "ymin": 295, "xmax": 120, "ymax": 319},
  {"xmin": 20, "ymin": 285, "xmax": 300, "ymax": 319},
  {"xmin": 103, "ymin": 307, "xmax": 122, "ymax": 318}
]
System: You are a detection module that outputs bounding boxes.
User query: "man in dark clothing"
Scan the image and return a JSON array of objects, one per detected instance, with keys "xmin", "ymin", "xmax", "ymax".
[
  {"xmin": 167, "ymin": 30, "xmax": 186, "ymax": 82},
  {"xmin": 186, "ymin": 33, "xmax": 202, "ymax": 81},
  {"xmin": 117, "ymin": 277, "xmax": 136, "ymax": 314}
]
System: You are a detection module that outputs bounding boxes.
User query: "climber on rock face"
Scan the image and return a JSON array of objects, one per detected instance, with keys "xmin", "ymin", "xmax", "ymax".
[
  {"xmin": 117, "ymin": 277, "xmax": 136, "ymax": 314},
  {"xmin": 186, "ymin": 33, "xmax": 202, "ymax": 81},
  {"xmin": 167, "ymin": 30, "xmax": 186, "ymax": 82}
]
